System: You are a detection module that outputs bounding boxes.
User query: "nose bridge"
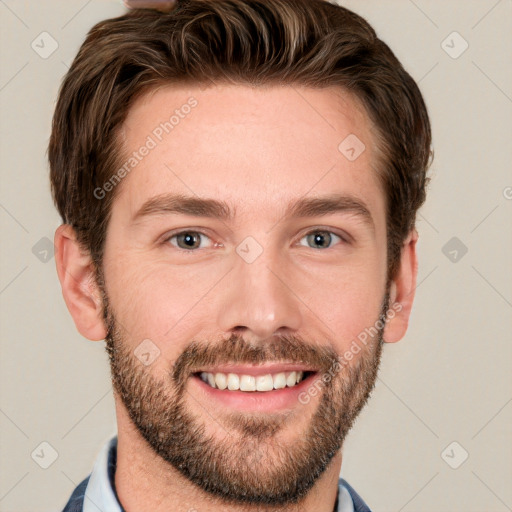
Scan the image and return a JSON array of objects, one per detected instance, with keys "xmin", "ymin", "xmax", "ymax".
[{"xmin": 216, "ymin": 240, "xmax": 302, "ymax": 341}]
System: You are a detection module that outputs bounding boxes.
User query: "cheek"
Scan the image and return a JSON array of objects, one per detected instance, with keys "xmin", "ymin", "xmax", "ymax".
[
  {"xmin": 103, "ymin": 254, "xmax": 224, "ymax": 346},
  {"xmin": 291, "ymin": 250, "xmax": 386, "ymax": 345}
]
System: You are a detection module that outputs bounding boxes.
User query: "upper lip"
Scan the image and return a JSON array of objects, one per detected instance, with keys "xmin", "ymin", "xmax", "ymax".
[{"xmin": 194, "ymin": 363, "xmax": 318, "ymax": 377}]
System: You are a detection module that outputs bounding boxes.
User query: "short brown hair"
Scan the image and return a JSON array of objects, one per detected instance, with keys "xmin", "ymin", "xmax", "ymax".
[{"xmin": 49, "ymin": 0, "xmax": 432, "ymax": 282}]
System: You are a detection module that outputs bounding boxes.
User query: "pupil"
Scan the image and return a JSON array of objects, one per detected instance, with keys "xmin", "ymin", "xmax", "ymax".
[
  {"xmin": 183, "ymin": 233, "xmax": 197, "ymax": 248},
  {"xmin": 313, "ymin": 232, "xmax": 329, "ymax": 248}
]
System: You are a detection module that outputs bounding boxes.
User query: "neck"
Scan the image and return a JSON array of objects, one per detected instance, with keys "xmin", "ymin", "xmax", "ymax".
[{"xmin": 114, "ymin": 405, "xmax": 343, "ymax": 512}]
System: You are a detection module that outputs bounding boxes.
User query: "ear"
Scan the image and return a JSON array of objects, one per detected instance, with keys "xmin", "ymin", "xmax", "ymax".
[
  {"xmin": 54, "ymin": 224, "xmax": 107, "ymax": 341},
  {"xmin": 383, "ymin": 228, "xmax": 419, "ymax": 343}
]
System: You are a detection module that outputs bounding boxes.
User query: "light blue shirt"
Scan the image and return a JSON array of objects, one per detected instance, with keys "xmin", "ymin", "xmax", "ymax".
[{"xmin": 82, "ymin": 436, "xmax": 357, "ymax": 512}]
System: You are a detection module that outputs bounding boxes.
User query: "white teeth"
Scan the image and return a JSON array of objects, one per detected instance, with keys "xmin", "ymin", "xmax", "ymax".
[
  {"xmin": 273, "ymin": 372, "xmax": 287, "ymax": 389},
  {"xmin": 256, "ymin": 374, "xmax": 274, "ymax": 392},
  {"xmin": 214, "ymin": 373, "xmax": 227, "ymax": 390},
  {"xmin": 286, "ymin": 371, "xmax": 297, "ymax": 387},
  {"xmin": 227, "ymin": 373, "xmax": 240, "ymax": 391},
  {"xmin": 199, "ymin": 370, "xmax": 308, "ymax": 392},
  {"xmin": 240, "ymin": 375, "xmax": 256, "ymax": 391}
]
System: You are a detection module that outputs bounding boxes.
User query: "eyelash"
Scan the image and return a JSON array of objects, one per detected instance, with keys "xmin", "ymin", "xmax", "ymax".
[{"xmin": 163, "ymin": 228, "xmax": 349, "ymax": 252}]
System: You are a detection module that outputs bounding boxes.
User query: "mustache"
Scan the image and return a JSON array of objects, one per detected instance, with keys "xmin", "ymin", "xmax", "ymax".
[{"xmin": 171, "ymin": 333, "xmax": 339, "ymax": 387}]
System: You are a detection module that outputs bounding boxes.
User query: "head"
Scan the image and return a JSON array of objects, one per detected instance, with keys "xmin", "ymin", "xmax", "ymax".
[{"xmin": 51, "ymin": 0, "xmax": 431, "ymax": 506}]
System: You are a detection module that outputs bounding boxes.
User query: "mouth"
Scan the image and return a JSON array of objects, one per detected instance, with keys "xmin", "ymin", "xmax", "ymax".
[
  {"xmin": 190, "ymin": 364, "xmax": 319, "ymax": 412},
  {"xmin": 194, "ymin": 370, "xmax": 317, "ymax": 392}
]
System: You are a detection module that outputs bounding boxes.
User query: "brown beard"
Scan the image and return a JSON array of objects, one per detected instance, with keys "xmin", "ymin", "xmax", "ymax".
[{"xmin": 103, "ymin": 291, "xmax": 388, "ymax": 507}]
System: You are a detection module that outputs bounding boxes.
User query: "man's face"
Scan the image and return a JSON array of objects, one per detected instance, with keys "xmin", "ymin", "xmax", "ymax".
[{"xmin": 101, "ymin": 84, "xmax": 389, "ymax": 504}]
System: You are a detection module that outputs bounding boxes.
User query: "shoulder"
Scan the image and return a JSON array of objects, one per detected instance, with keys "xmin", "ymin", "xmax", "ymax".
[{"xmin": 60, "ymin": 475, "xmax": 90, "ymax": 512}]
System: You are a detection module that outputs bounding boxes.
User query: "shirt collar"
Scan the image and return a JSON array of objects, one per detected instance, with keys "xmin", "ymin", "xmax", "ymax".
[
  {"xmin": 83, "ymin": 436, "xmax": 123, "ymax": 512},
  {"xmin": 84, "ymin": 436, "xmax": 354, "ymax": 512}
]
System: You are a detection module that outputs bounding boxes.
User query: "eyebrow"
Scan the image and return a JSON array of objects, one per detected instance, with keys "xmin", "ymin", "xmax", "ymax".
[
  {"xmin": 133, "ymin": 193, "xmax": 234, "ymax": 222},
  {"xmin": 285, "ymin": 194, "xmax": 374, "ymax": 230},
  {"xmin": 132, "ymin": 192, "xmax": 374, "ymax": 231}
]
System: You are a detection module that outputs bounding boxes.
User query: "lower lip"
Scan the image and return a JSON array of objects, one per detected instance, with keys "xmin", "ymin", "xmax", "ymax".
[{"xmin": 190, "ymin": 373, "xmax": 318, "ymax": 412}]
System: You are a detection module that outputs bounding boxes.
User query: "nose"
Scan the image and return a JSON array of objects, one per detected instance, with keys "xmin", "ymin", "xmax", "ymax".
[{"xmin": 216, "ymin": 245, "xmax": 303, "ymax": 343}]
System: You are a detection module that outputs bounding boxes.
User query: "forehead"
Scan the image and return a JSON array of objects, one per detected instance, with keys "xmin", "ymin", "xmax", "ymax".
[{"xmin": 113, "ymin": 83, "xmax": 385, "ymax": 228}]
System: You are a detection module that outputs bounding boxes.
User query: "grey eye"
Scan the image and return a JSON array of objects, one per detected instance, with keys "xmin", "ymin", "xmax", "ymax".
[
  {"xmin": 299, "ymin": 230, "xmax": 341, "ymax": 249},
  {"xmin": 169, "ymin": 231, "xmax": 210, "ymax": 250}
]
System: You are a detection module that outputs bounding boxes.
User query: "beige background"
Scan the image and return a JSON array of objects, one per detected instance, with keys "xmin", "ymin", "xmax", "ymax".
[{"xmin": 1, "ymin": 1, "xmax": 511, "ymax": 511}]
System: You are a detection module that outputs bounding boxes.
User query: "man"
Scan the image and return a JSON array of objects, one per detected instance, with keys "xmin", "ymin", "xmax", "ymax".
[{"xmin": 51, "ymin": 0, "xmax": 431, "ymax": 510}]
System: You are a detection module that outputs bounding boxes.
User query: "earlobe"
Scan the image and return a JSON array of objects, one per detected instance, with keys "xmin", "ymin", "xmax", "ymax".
[
  {"xmin": 54, "ymin": 225, "xmax": 107, "ymax": 341},
  {"xmin": 383, "ymin": 228, "xmax": 419, "ymax": 343}
]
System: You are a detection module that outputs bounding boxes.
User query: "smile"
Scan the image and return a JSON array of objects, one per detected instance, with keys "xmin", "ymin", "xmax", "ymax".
[{"xmin": 198, "ymin": 370, "xmax": 312, "ymax": 392}]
